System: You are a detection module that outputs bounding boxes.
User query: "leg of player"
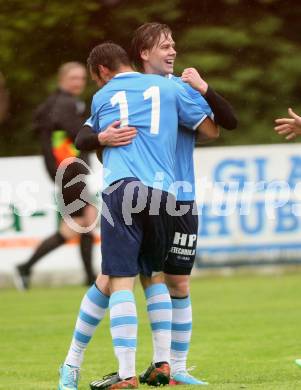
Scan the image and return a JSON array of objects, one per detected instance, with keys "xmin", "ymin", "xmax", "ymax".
[
  {"xmin": 90, "ymin": 276, "xmax": 139, "ymax": 390},
  {"xmin": 138, "ymin": 273, "xmax": 172, "ymax": 386},
  {"xmin": 165, "ymin": 273, "xmax": 207, "ymax": 386},
  {"xmin": 90, "ymin": 179, "xmax": 143, "ymax": 390},
  {"xmin": 58, "ymin": 274, "xmax": 110, "ymax": 390},
  {"xmin": 163, "ymin": 206, "xmax": 208, "ymax": 386}
]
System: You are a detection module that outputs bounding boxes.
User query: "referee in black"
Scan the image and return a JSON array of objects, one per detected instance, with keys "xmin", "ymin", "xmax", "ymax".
[{"xmin": 15, "ymin": 62, "xmax": 96, "ymax": 289}]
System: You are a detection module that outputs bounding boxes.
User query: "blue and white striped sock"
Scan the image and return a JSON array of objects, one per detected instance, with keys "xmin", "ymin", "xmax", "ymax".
[
  {"xmin": 110, "ymin": 290, "xmax": 137, "ymax": 379},
  {"xmin": 65, "ymin": 284, "xmax": 109, "ymax": 368},
  {"xmin": 170, "ymin": 296, "xmax": 192, "ymax": 375},
  {"xmin": 145, "ymin": 283, "xmax": 172, "ymax": 364}
]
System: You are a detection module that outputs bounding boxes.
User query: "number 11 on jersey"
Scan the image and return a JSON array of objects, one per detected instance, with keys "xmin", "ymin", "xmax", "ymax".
[{"xmin": 110, "ymin": 86, "xmax": 160, "ymax": 134}]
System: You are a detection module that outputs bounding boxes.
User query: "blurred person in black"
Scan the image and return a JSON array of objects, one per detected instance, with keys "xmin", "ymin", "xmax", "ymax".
[{"xmin": 14, "ymin": 62, "xmax": 96, "ymax": 289}]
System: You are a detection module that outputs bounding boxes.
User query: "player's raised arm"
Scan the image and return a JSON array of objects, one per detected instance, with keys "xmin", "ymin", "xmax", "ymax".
[
  {"xmin": 274, "ymin": 108, "xmax": 301, "ymax": 140},
  {"xmin": 181, "ymin": 67, "xmax": 237, "ymax": 130}
]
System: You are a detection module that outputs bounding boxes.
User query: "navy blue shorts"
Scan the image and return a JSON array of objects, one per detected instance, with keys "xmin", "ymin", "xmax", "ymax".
[
  {"xmin": 101, "ymin": 178, "xmax": 175, "ymax": 277},
  {"xmin": 164, "ymin": 201, "xmax": 198, "ymax": 275}
]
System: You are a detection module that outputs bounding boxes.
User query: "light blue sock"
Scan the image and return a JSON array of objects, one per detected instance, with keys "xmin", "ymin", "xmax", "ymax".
[
  {"xmin": 110, "ymin": 290, "xmax": 137, "ymax": 379},
  {"xmin": 170, "ymin": 296, "xmax": 192, "ymax": 375},
  {"xmin": 65, "ymin": 284, "xmax": 109, "ymax": 367},
  {"xmin": 145, "ymin": 283, "xmax": 172, "ymax": 363}
]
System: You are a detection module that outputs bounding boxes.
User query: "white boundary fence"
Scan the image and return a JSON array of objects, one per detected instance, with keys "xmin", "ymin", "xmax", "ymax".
[{"xmin": 1, "ymin": 143, "xmax": 301, "ymax": 286}]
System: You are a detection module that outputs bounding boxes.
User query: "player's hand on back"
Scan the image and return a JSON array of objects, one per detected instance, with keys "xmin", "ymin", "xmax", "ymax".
[
  {"xmin": 181, "ymin": 67, "xmax": 208, "ymax": 95},
  {"xmin": 98, "ymin": 120, "xmax": 137, "ymax": 146},
  {"xmin": 274, "ymin": 108, "xmax": 301, "ymax": 140}
]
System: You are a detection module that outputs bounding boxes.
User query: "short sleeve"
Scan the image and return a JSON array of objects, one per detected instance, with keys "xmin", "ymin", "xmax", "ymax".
[
  {"xmin": 174, "ymin": 83, "xmax": 208, "ymax": 131},
  {"xmin": 182, "ymin": 82, "xmax": 213, "ymax": 119}
]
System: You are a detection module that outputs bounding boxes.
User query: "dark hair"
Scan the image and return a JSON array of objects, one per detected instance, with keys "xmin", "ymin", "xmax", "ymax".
[
  {"xmin": 87, "ymin": 42, "xmax": 131, "ymax": 75},
  {"xmin": 131, "ymin": 22, "xmax": 172, "ymax": 70}
]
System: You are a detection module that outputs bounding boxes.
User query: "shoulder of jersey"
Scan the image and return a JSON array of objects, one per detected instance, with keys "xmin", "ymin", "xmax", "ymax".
[
  {"xmin": 141, "ymin": 73, "xmax": 165, "ymax": 82},
  {"xmin": 93, "ymin": 84, "xmax": 110, "ymax": 101},
  {"xmin": 166, "ymin": 75, "xmax": 188, "ymax": 91},
  {"xmin": 169, "ymin": 75, "xmax": 185, "ymax": 87},
  {"xmin": 168, "ymin": 74, "xmax": 179, "ymax": 81},
  {"xmin": 170, "ymin": 74, "xmax": 200, "ymax": 96}
]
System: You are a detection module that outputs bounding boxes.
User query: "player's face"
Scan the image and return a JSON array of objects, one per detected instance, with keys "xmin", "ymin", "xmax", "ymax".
[
  {"xmin": 60, "ymin": 67, "xmax": 87, "ymax": 96},
  {"xmin": 142, "ymin": 33, "xmax": 176, "ymax": 76}
]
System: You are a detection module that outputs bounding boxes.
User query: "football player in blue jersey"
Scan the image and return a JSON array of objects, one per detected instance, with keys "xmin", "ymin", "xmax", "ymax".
[
  {"xmin": 130, "ymin": 22, "xmax": 237, "ymax": 386},
  {"xmin": 58, "ymin": 42, "xmax": 219, "ymax": 390}
]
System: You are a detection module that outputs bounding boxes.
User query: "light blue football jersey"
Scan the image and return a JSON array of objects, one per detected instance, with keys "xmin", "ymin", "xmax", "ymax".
[
  {"xmin": 87, "ymin": 72, "xmax": 208, "ymax": 194},
  {"xmin": 169, "ymin": 75, "xmax": 213, "ymax": 201}
]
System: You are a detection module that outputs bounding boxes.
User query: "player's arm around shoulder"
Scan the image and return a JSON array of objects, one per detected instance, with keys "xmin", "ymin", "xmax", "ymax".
[
  {"xmin": 180, "ymin": 69, "xmax": 220, "ymax": 141},
  {"xmin": 181, "ymin": 67, "xmax": 208, "ymax": 95},
  {"xmin": 181, "ymin": 67, "xmax": 237, "ymax": 131}
]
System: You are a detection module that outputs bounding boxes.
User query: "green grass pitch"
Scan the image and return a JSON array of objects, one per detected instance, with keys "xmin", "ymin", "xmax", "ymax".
[{"xmin": 1, "ymin": 273, "xmax": 301, "ymax": 389}]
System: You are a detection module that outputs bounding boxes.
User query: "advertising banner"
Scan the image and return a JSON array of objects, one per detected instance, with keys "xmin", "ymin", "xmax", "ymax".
[{"xmin": 1, "ymin": 143, "xmax": 301, "ymax": 278}]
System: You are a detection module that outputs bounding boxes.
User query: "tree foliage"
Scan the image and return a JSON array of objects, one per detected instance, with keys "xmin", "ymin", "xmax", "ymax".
[{"xmin": 1, "ymin": 0, "xmax": 301, "ymax": 155}]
